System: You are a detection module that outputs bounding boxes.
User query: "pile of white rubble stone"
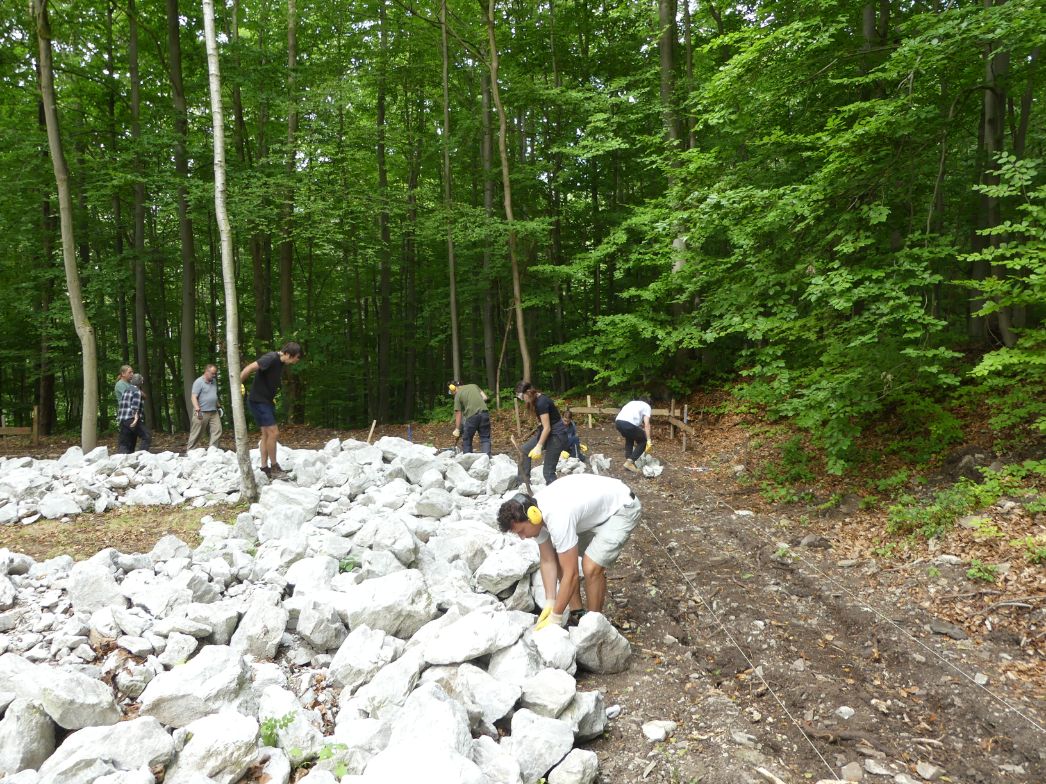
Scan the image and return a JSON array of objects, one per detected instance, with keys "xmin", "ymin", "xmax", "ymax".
[{"xmin": 0, "ymin": 436, "xmax": 633, "ymax": 784}]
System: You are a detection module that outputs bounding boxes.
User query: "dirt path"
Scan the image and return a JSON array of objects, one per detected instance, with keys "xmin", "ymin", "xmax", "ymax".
[{"xmin": 574, "ymin": 423, "xmax": 1045, "ymax": 784}]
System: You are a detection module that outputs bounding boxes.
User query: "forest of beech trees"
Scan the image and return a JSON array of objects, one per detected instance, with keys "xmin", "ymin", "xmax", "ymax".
[{"xmin": 1, "ymin": 0, "xmax": 1043, "ymax": 472}]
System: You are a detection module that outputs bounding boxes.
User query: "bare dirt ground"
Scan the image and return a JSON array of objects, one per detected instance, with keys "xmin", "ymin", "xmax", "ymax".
[{"xmin": 2, "ymin": 407, "xmax": 1043, "ymax": 784}]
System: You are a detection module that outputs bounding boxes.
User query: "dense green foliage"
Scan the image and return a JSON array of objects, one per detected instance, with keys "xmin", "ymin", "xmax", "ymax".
[{"xmin": 1, "ymin": 1, "xmax": 1043, "ymax": 471}]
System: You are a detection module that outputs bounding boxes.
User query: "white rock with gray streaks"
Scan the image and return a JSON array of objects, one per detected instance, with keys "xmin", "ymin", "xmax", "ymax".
[
  {"xmin": 295, "ymin": 598, "xmax": 347, "ymax": 652},
  {"xmin": 230, "ymin": 589, "xmax": 287, "ymax": 659},
  {"xmin": 503, "ymin": 709, "xmax": 576, "ymax": 784},
  {"xmin": 521, "ymin": 668, "xmax": 577, "ymax": 717},
  {"xmin": 473, "ymin": 539, "xmax": 540, "ymax": 594},
  {"xmin": 422, "ymin": 609, "xmax": 526, "ymax": 665},
  {"xmin": 66, "ymin": 561, "xmax": 127, "ymax": 614},
  {"xmin": 37, "ymin": 717, "xmax": 174, "ymax": 784},
  {"xmin": 39, "ymin": 493, "xmax": 80, "ymax": 520},
  {"xmin": 336, "ymin": 570, "xmax": 436, "ymax": 638},
  {"xmin": 329, "ymin": 624, "xmax": 403, "ymax": 693},
  {"xmin": 557, "ymin": 690, "xmax": 607, "ymax": 741},
  {"xmin": 138, "ymin": 645, "xmax": 247, "ymax": 727},
  {"xmin": 0, "ymin": 653, "xmax": 121, "ymax": 729},
  {"xmin": 548, "ymin": 748, "xmax": 599, "ymax": 784},
  {"xmin": 257, "ymin": 684, "xmax": 325, "ymax": 762},
  {"xmin": 568, "ymin": 611, "xmax": 631, "ymax": 674},
  {"xmin": 165, "ymin": 710, "xmax": 259, "ymax": 784},
  {"xmin": 0, "ymin": 698, "xmax": 56, "ymax": 774},
  {"xmin": 470, "ymin": 735, "xmax": 523, "ymax": 784},
  {"xmin": 352, "ymin": 513, "xmax": 418, "ymax": 565}
]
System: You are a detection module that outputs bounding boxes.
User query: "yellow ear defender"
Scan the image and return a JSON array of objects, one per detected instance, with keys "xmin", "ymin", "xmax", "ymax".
[
  {"xmin": 510, "ymin": 492, "xmax": 543, "ymax": 526},
  {"xmin": 448, "ymin": 383, "xmax": 457, "ymax": 394}
]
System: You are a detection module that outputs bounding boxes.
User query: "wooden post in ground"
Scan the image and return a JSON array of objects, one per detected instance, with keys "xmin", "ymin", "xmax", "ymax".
[
  {"xmin": 669, "ymin": 398, "xmax": 675, "ymax": 441},
  {"xmin": 586, "ymin": 395, "xmax": 592, "ymax": 428},
  {"xmin": 367, "ymin": 419, "xmax": 377, "ymax": 444},
  {"xmin": 682, "ymin": 404, "xmax": 688, "ymax": 452},
  {"xmin": 32, "ymin": 405, "xmax": 39, "ymax": 446}
]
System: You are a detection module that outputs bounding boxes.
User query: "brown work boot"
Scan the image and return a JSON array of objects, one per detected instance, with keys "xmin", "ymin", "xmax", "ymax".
[{"xmin": 623, "ymin": 459, "xmax": 639, "ymax": 473}]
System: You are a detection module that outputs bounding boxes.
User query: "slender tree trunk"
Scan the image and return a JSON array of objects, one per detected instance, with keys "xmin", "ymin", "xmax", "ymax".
[
  {"xmin": 38, "ymin": 99, "xmax": 57, "ymax": 435},
  {"xmin": 485, "ymin": 0, "xmax": 532, "ymax": 381},
  {"xmin": 279, "ymin": 0, "xmax": 297, "ymax": 337},
  {"xmin": 201, "ymin": 0, "xmax": 258, "ymax": 500},
  {"xmin": 403, "ymin": 93, "xmax": 422, "ymax": 421},
  {"xmin": 33, "ymin": 0, "xmax": 98, "ymax": 450},
  {"xmin": 480, "ymin": 68, "xmax": 497, "ymax": 392},
  {"xmin": 441, "ymin": 0, "xmax": 462, "ymax": 382},
  {"xmin": 982, "ymin": 0, "xmax": 1015, "ymax": 346},
  {"xmin": 128, "ymin": 0, "xmax": 154, "ymax": 427},
  {"xmin": 375, "ymin": 3, "xmax": 392, "ymax": 422},
  {"xmin": 167, "ymin": 0, "xmax": 197, "ymax": 428}
]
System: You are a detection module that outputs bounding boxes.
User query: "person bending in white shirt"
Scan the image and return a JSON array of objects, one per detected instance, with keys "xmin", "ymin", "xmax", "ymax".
[{"xmin": 497, "ymin": 474, "xmax": 642, "ymax": 630}]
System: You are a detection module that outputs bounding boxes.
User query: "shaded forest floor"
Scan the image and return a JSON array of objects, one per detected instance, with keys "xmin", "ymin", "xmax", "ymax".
[{"xmin": 1, "ymin": 395, "xmax": 1044, "ymax": 783}]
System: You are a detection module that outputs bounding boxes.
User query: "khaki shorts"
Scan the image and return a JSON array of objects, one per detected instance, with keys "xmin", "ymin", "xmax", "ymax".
[{"xmin": 577, "ymin": 496, "xmax": 642, "ymax": 568}]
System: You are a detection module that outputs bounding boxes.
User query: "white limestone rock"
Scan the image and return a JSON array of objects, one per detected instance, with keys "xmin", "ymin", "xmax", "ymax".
[
  {"xmin": 474, "ymin": 539, "xmax": 540, "ymax": 594},
  {"xmin": 329, "ymin": 716, "xmax": 391, "ymax": 776},
  {"xmin": 487, "ymin": 636, "xmax": 544, "ymax": 687},
  {"xmin": 353, "ymin": 513, "xmax": 419, "ymax": 566},
  {"xmin": 0, "ymin": 653, "xmax": 121, "ymax": 730},
  {"xmin": 138, "ymin": 644, "xmax": 248, "ymax": 727},
  {"xmin": 399, "ymin": 454, "xmax": 444, "ymax": 485},
  {"xmin": 548, "ymin": 748, "xmax": 599, "ymax": 784},
  {"xmin": 568, "ymin": 612, "xmax": 631, "ymax": 674},
  {"xmin": 257, "ymin": 685, "xmax": 325, "ymax": 763},
  {"xmin": 531, "ymin": 627, "xmax": 577, "ymax": 674},
  {"xmin": 39, "ymin": 493, "xmax": 81, "ymax": 520},
  {"xmin": 503, "ymin": 709, "xmax": 575, "ymax": 784},
  {"xmin": 423, "ymin": 609, "xmax": 526, "ymax": 665},
  {"xmin": 165, "ymin": 710, "xmax": 259, "ymax": 784},
  {"xmin": 345, "ymin": 648, "xmax": 426, "ymax": 716},
  {"xmin": 422, "ymin": 662, "xmax": 520, "ymax": 735},
  {"xmin": 415, "ymin": 488, "xmax": 455, "ymax": 518},
  {"xmin": 285, "ymin": 556, "xmax": 339, "ymax": 594},
  {"xmin": 336, "ymin": 570, "xmax": 436, "ymax": 639},
  {"xmin": 158, "ymin": 632, "xmax": 199, "ymax": 668},
  {"xmin": 444, "ymin": 461, "xmax": 484, "ymax": 496},
  {"xmin": 470, "ymin": 735, "xmax": 523, "ymax": 784},
  {"xmin": 37, "ymin": 716, "xmax": 175, "ymax": 784},
  {"xmin": 0, "ymin": 698, "xmax": 56, "ymax": 774},
  {"xmin": 125, "ymin": 484, "xmax": 173, "ymax": 506},
  {"xmin": 521, "ymin": 668, "xmax": 577, "ymax": 717},
  {"xmin": 295, "ymin": 599, "xmax": 347, "ymax": 652},
  {"xmin": 557, "ymin": 690, "xmax": 607, "ymax": 741},
  {"xmin": 230, "ymin": 590, "xmax": 288, "ymax": 659},
  {"xmin": 486, "ymin": 458, "xmax": 521, "ymax": 494},
  {"xmin": 329, "ymin": 625, "xmax": 403, "ymax": 693},
  {"xmin": 259, "ymin": 481, "xmax": 320, "ymax": 519},
  {"xmin": 67, "ymin": 561, "xmax": 128, "ymax": 614}
]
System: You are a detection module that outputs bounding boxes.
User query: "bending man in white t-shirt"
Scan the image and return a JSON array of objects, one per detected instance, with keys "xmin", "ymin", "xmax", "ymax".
[
  {"xmin": 615, "ymin": 398, "xmax": 652, "ymax": 473},
  {"xmin": 497, "ymin": 474, "xmax": 642, "ymax": 630}
]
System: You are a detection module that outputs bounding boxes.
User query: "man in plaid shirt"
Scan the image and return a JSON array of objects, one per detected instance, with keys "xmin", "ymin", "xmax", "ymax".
[{"xmin": 117, "ymin": 374, "xmax": 151, "ymax": 454}]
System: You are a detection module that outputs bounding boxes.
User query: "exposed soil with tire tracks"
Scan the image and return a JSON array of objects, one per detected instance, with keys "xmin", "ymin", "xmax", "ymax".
[{"xmin": 574, "ymin": 423, "xmax": 1045, "ymax": 784}]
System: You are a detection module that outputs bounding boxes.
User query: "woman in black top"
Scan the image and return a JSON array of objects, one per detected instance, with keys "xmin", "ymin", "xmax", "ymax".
[{"xmin": 516, "ymin": 380, "xmax": 569, "ymax": 485}]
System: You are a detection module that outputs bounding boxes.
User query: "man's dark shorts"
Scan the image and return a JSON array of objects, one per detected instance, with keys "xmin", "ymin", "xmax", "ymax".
[{"xmin": 248, "ymin": 400, "xmax": 277, "ymax": 427}]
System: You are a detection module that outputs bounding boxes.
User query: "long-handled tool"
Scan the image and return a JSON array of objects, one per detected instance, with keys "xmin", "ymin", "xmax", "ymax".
[{"xmin": 509, "ymin": 435, "xmax": 533, "ymax": 495}]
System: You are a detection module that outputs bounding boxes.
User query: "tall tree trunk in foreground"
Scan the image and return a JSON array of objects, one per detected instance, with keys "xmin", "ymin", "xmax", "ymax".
[
  {"xmin": 202, "ymin": 0, "xmax": 258, "ymax": 500},
  {"xmin": 375, "ymin": 3, "xmax": 392, "ymax": 422},
  {"xmin": 33, "ymin": 0, "xmax": 98, "ymax": 450},
  {"xmin": 441, "ymin": 0, "xmax": 462, "ymax": 383},
  {"xmin": 167, "ymin": 0, "xmax": 197, "ymax": 426},
  {"xmin": 485, "ymin": 0, "xmax": 532, "ymax": 382},
  {"xmin": 279, "ymin": 0, "xmax": 297, "ymax": 337},
  {"xmin": 479, "ymin": 70, "xmax": 498, "ymax": 393},
  {"xmin": 129, "ymin": 0, "xmax": 155, "ymax": 427}
]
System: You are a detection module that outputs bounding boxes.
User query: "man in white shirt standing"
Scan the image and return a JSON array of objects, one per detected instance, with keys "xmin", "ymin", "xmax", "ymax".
[
  {"xmin": 615, "ymin": 398, "xmax": 652, "ymax": 473},
  {"xmin": 497, "ymin": 474, "xmax": 642, "ymax": 630}
]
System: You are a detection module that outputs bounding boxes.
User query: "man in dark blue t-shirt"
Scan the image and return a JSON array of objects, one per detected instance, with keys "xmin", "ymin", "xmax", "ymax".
[{"xmin": 240, "ymin": 341, "xmax": 302, "ymax": 478}]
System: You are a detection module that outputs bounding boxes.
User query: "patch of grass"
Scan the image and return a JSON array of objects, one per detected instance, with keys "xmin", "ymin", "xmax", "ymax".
[
  {"xmin": 1011, "ymin": 535, "xmax": 1046, "ymax": 565},
  {"xmin": 1, "ymin": 502, "xmax": 246, "ymax": 562}
]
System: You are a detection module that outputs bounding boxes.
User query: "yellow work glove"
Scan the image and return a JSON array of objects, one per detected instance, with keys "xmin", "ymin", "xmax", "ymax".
[
  {"xmin": 240, "ymin": 383, "xmax": 246, "ymax": 397},
  {"xmin": 645, "ymin": 440, "xmax": 653, "ymax": 453},
  {"xmin": 534, "ymin": 610, "xmax": 563, "ymax": 632},
  {"xmin": 528, "ymin": 445, "xmax": 542, "ymax": 459},
  {"xmin": 452, "ymin": 428, "xmax": 460, "ymax": 438},
  {"xmin": 536, "ymin": 603, "xmax": 552, "ymax": 626},
  {"xmin": 561, "ymin": 451, "xmax": 569, "ymax": 459},
  {"xmin": 580, "ymin": 444, "xmax": 589, "ymax": 453}
]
